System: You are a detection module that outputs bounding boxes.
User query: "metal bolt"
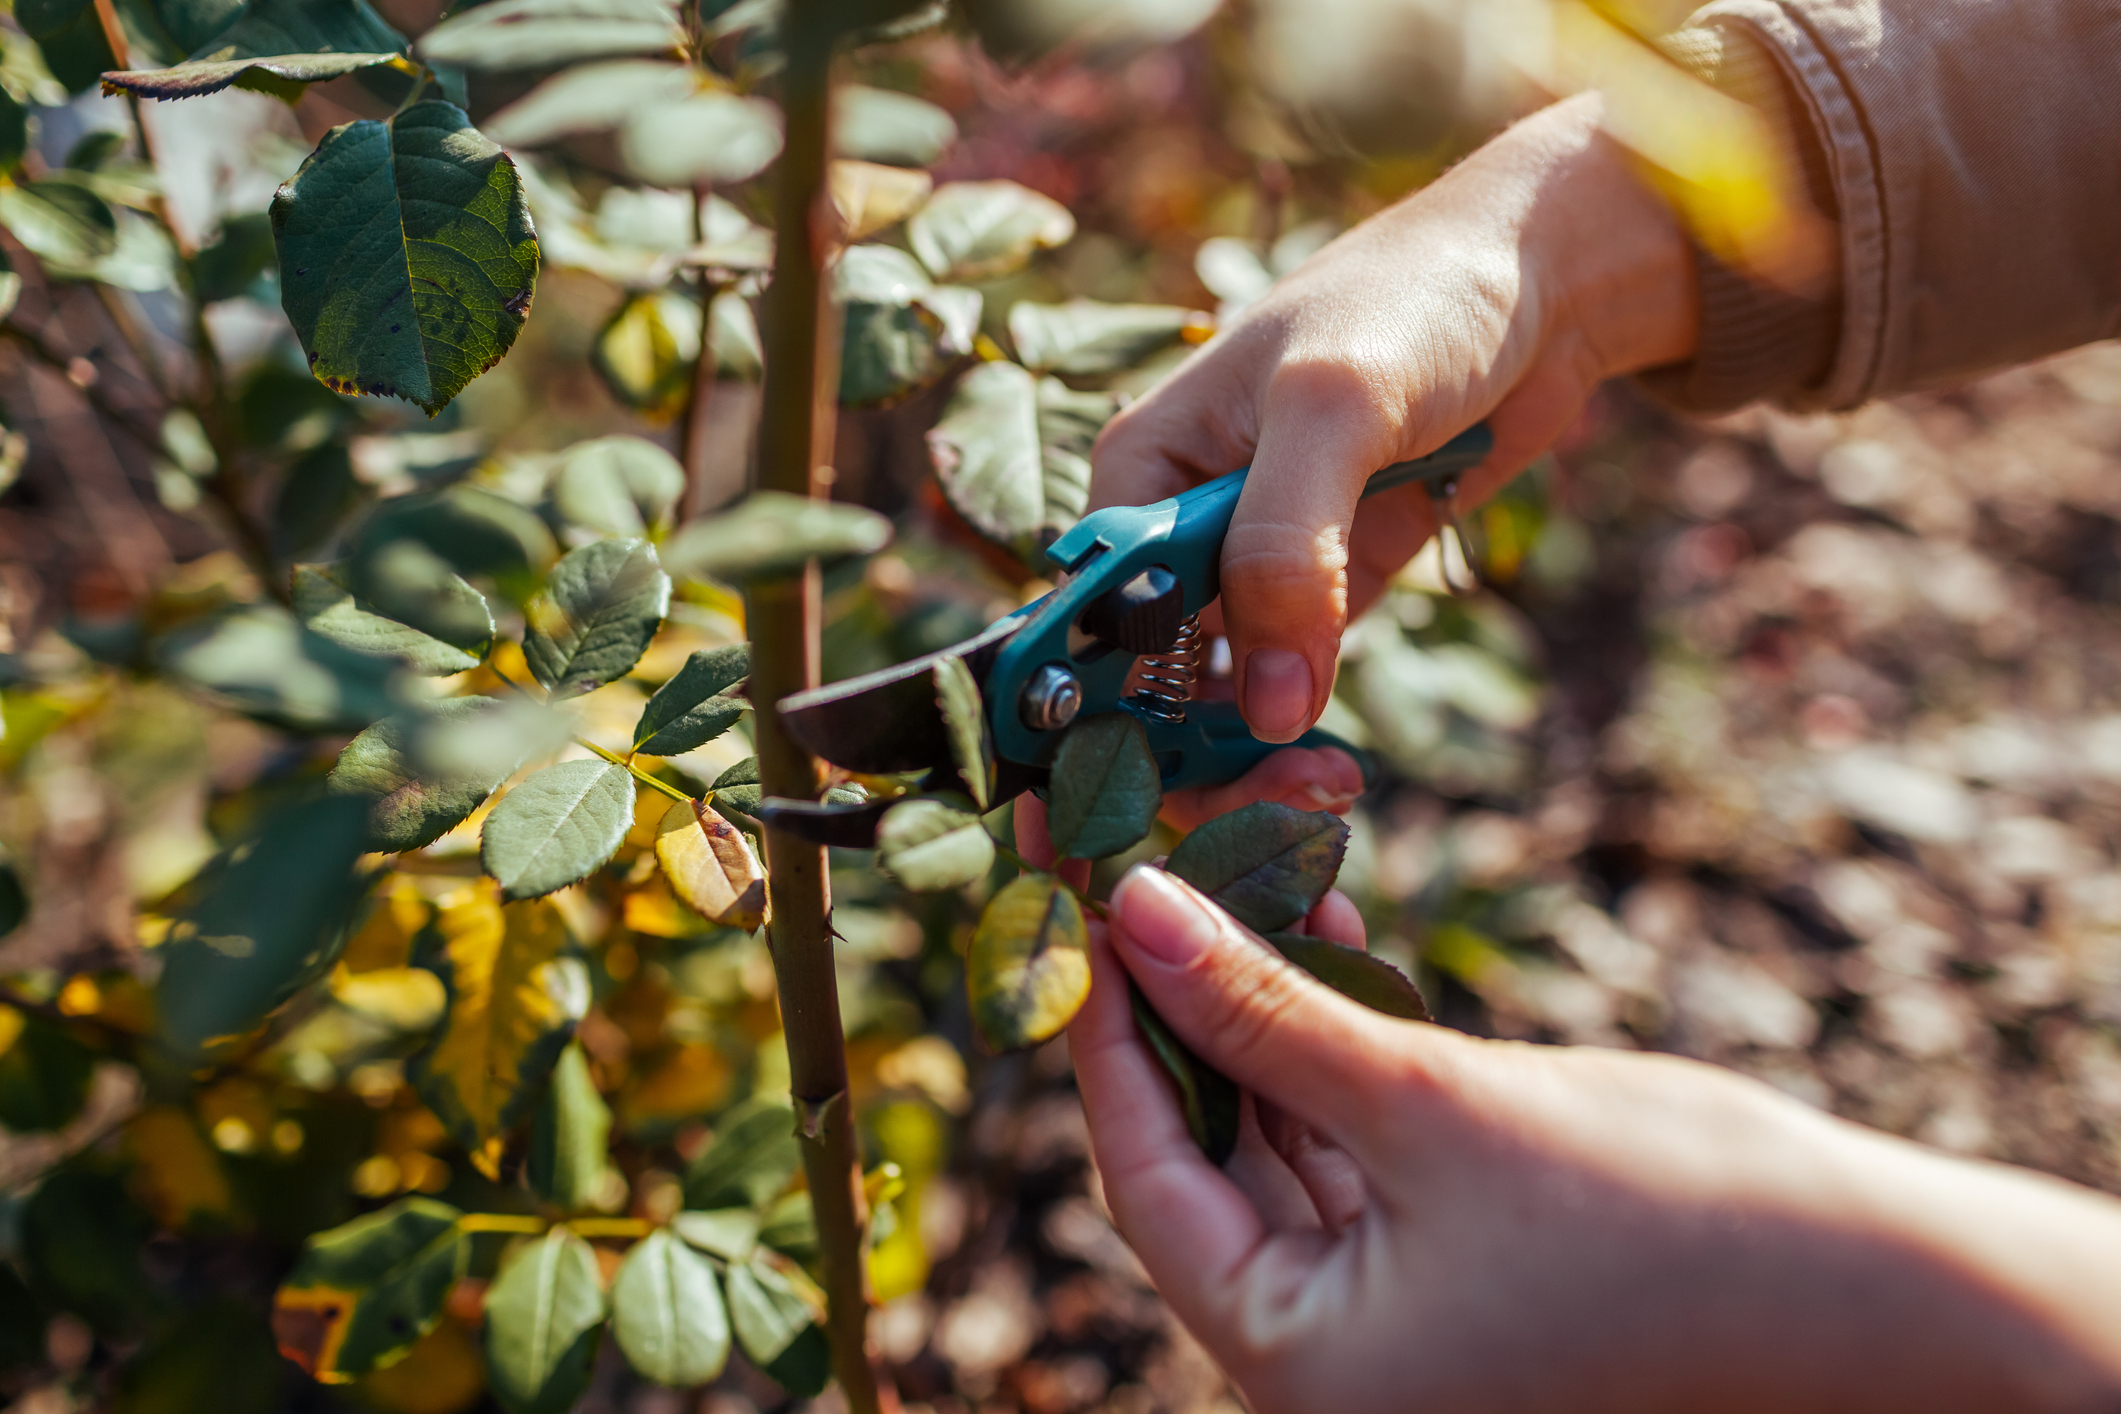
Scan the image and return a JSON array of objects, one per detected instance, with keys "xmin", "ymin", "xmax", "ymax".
[{"xmin": 1019, "ymin": 664, "xmax": 1082, "ymax": 731}]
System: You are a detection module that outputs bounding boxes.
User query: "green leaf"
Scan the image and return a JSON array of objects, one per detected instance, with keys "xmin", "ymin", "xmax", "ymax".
[
  {"xmin": 23, "ymin": 1169, "xmax": 153, "ymax": 1335},
  {"xmin": 158, "ymin": 794, "xmax": 374, "ymax": 1056},
  {"xmin": 934, "ymin": 653, "xmax": 990, "ymax": 809},
  {"xmin": 272, "ymin": 101, "xmax": 538, "ymax": 414},
  {"xmin": 484, "ymin": 1228, "xmax": 607, "ymax": 1414},
  {"xmin": 834, "ymin": 83, "xmax": 955, "ymax": 167},
  {"xmin": 908, "ymin": 179, "xmax": 1074, "ymax": 282},
  {"xmin": 833, "ymin": 243, "xmax": 981, "ymax": 405},
  {"xmin": 705, "ymin": 755, "xmax": 761, "ymax": 830},
  {"xmin": 0, "ymin": 859, "xmax": 23, "ymax": 939},
  {"xmin": 0, "ymin": 1007, "xmax": 94, "ymax": 1133},
  {"xmin": 527, "ymin": 1042, "xmax": 612, "ymax": 1211},
  {"xmin": 418, "ymin": 0, "xmax": 684, "ymax": 70},
  {"xmin": 16, "ymin": 0, "xmax": 113, "ymax": 94},
  {"xmin": 477, "ymin": 57, "xmax": 693, "ymax": 147},
  {"xmin": 410, "ymin": 888, "xmax": 589, "ymax": 1165},
  {"xmin": 353, "ymin": 485, "xmax": 559, "ymax": 600},
  {"xmin": 654, "ymin": 798, "xmax": 767, "ymax": 932},
  {"xmin": 153, "ymin": 605, "xmax": 390, "ymax": 730},
  {"xmin": 1164, "ymin": 801, "xmax": 1349, "ymax": 934},
  {"xmin": 634, "ymin": 644, "xmax": 749, "ymax": 755},
  {"xmin": 661, "ymin": 490, "xmax": 892, "ymax": 584},
  {"xmin": 480, "ymin": 758, "xmax": 636, "ymax": 900},
  {"xmin": 1047, "ymin": 713, "xmax": 1160, "ymax": 859},
  {"xmin": 329, "ymin": 698, "xmax": 517, "ymax": 852},
  {"xmin": 967, "ymin": 874, "xmax": 1088, "ymax": 1051},
  {"xmin": 151, "ymin": 0, "xmax": 246, "ymax": 53},
  {"xmin": 551, "ymin": 435, "xmax": 685, "ymax": 538},
  {"xmin": 294, "ymin": 561, "xmax": 492, "ymax": 675},
  {"xmin": 102, "ymin": 51, "xmax": 404, "ymax": 101},
  {"xmin": 590, "ymin": 289, "xmax": 699, "ymax": 419},
  {"xmin": 523, "ymin": 538, "xmax": 670, "ymax": 699},
  {"xmin": 618, "ymin": 90, "xmax": 782, "ymax": 189},
  {"xmin": 0, "ymin": 178, "xmax": 115, "ymax": 269},
  {"xmin": 1008, "ymin": 299, "xmax": 1196, "ymax": 375},
  {"xmin": 725, "ymin": 1250, "xmax": 822, "ymax": 1369},
  {"xmin": 1262, "ymin": 932, "xmax": 1431, "ymax": 1022},
  {"xmin": 189, "ymin": 211, "xmax": 277, "ymax": 302},
  {"xmin": 926, "ymin": 361, "xmax": 1118, "ymax": 555},
  {"xmin": 0, "ymin": 88, "xmax": 27, "ymax": 176},
  {"xmin": 756, "ymin": 1190, "xmax": 817, "ymax": 1262},
  {"xmin": 271, "ymin": 1198, "xmax": 468, "ymax": 1381},
  {"xmin": 684, "ymin": 1095, "xmax": 798, "ymax": 1210},
  {"xmin": 876, "ymin": 795, "xmax": 993, "ymax": 891},
  {"xmin": 610, "ymin": 1229, "xmax": 729, "ymax": 1387},
  {"xmin": 671, "ymin": 1207, "xmax": 758, "ymax": 1260},
  {"xmin": 1130, "ymin": 982, "xmax": 1238, "ymax": 1165}
]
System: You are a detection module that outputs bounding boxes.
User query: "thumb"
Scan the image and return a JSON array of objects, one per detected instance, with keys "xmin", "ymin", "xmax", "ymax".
[
  {"xmin": 1221, "ymin": 366, "xmax": 1402, "ymax": 743},
  {"xmin": 1106, "ymin": 864, "xmax": 1456, "ymax": 1167}
]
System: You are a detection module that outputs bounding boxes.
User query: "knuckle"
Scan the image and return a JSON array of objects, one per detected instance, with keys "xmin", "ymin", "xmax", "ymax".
[{"xmin": 1191, "ymin": 945, "xmax": 1310, "ymax": 1069}]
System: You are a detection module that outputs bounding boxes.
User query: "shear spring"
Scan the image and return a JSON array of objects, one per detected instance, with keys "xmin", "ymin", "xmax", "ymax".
[{"xmin": 1129, "ymin": 613, "xmax": 1202, "ymax": 723}]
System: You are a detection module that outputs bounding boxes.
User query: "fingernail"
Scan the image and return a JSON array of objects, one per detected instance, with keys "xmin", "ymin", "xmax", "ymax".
[
  {"xmin": 1110, "ymin": 867, "xmax": 1219, "ymax": 968},
  {"xmin": 1243, "ymin": 649, "xmax": 1312, "ymax": 743},
  {"xmin": 1298, "ymin": 784, "xmax": 1356, "ymax": 812}
]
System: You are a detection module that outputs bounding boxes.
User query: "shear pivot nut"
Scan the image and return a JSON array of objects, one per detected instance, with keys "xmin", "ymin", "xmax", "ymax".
[{"xmin": 1019, "ymin": 664, "xmax": 1082, "ymax": 731}]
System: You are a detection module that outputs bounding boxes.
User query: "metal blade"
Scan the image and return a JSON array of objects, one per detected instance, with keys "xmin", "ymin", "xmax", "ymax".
[{"xmin": 776, "ymin": 613, "xmax": 1023, "ymax": 775}]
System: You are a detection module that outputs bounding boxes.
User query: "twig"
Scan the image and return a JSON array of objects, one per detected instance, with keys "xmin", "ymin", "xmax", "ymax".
[{"xmin": 577, "ymin": 738, "xmax": 696, "ymax": 804}]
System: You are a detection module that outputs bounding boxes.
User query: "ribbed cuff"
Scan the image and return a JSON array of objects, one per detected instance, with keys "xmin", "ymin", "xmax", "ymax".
[{"xmin": 1636, "ymin": 17, "xmax": 1842, "ymax": 414}]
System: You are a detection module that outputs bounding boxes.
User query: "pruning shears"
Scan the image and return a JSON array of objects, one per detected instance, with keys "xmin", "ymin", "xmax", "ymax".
[{"xmin": 769, "ymin": 423, "xmax": 1495, "ymax": 842}]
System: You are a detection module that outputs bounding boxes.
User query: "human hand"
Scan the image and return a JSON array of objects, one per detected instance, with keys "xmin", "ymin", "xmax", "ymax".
[
  {"xmin": 1091, "ymin": 92, "xmax": 1701, "ymax": 744},
  {"xmin": 1069, "ymin": 865, "xmax": 2121, "ymax": 1414}
]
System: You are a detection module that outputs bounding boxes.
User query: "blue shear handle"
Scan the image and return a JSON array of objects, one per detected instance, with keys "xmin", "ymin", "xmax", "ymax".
[{"xmin": 994, "ymin": 421, "xmax": 1494, "ymax": 787}]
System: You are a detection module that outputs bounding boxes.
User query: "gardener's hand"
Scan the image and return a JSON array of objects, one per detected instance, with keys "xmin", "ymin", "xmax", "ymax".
[
  {"xmin": 1070, "ymin": 865, "xmax": 2121, "ymax": 1414},
  {"xmin": 1091, "ymin": 92, "xmax": 1700, "ymax": 747}
]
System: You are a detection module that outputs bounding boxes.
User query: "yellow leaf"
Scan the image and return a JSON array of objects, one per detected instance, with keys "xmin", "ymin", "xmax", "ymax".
[
  {"xmin": 355, "ymin": 1317, "xmax": 487, "ymax": 1414},
  {"xmin": 831, "ymin": 159, "xmax": 933, "ymax": 241},
  {"xmin": 409, "ymin": 882, "xmax": 590, "ymax": 1175},
  {"xmin": 126, "ymin": 1105, "xmax": 233, "ymax": 1229},
  {"xmin": 619, "ymin": 875, "xmax": 695, "ymax": 938},
  {"xmin": 622, "ymin": 1041, "xmax": 734, "ymax": 1127},
  {"xmin": 333, "ymin": 966, "xmax": 448, "ymax": 1031},
  {"xmin": 966, "ymin": 875, "xmax": 1089, "ymax": 1051},
  {"xmin": 655, "ymin": 798, "xmax": 767, "ymax": 932},
  {"xmin": 343, "ymin": 875, "xmax": 431, "ymax": 973}
]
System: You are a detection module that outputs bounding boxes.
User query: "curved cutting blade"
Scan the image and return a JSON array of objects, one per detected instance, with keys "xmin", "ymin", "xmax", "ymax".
[{"xmin": 776, "ymin": 613, "xmax": 1022, "ymax": 775}]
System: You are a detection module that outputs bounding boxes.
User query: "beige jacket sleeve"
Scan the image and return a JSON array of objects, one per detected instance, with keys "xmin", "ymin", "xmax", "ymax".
[{"xmin": 1651, "ymin": 0, "xmax": 2121, "ymax": 413}]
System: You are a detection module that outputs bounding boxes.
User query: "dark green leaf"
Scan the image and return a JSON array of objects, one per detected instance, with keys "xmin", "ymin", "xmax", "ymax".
[
  {"xmin": 833, "ymin": 244, "xmax": 980, "ymax": 405},
  {"xmin": 0, "ymin": 178, "xmax": 115, "ymax": 269},
  {"xmin": 551, "ymin": 435, "xmax": 685, "ymax": 538},
  {"xmin": 671, "ymin": 1207, "xmax": 758, "ymax": 1260},
  {"xmin": 876, "ymin": 795, "xmax": 993, "ymax": 891},
  {"xmin": 1130, "ymin": 982, "xmax": 1238, "ymax": 1164},
  {"xmin": 115, "ymin": 1299, "xmax": 285, "ymax": 1414},
  {"xmin": 967, "ymin": 874, "xmax": 1087, "ymax": 1050},
  {"xmin": 634, "ymin": 644, "xmax": 749, "ymax": 755},
  {"xmin": 0, "ymin": 1008, "xmax": 94, "ymax": 1133},
  {"xmin": 708, "ymin": 756, "xmax": 762, "ymax": 833},
  {"xmin": 352, "ymin": 485, "xmax": 559, "ymax": 600},
  {"xmin": 908, "ymin": 179, "xmax": 1073, "ymax": 282},
  {"xmin": 16, "ymin": 0, "xmax": 112, "ymax": 94},
  {"xmin": 484, "ymin": 1228, "xmax": 607, "ymax": 1414},
  {"xmin": 102, "ymin": 50, "xmax": 403, "ymax": 101},
  {"xmin": 683, "ymin": 1095, "xmax": 798, "ymax": 1210},
  {"xmin": 833, "ymin": 83, "xmax": 955, "ymax": 167},
  {"xmin": 618, "ymin": 90, "xmax": 781, "ymax": 188},
  {"xmin": 611, "ymin": 1229, "xmax": 728, "ymax": 1387},
  {"xmin": 1047, "ymin": 712, "xmax": 1160, "ymax": 859},
  {"xmin": 1164, "ymin": 801, "xmax": 1348, "ymax": 934},
  {"xmin": 150, "ymin": 0, "xmax": 246, "ymax": 53},
  {"xmin": 273, "ymin": 101, "xmax": 538, "ymax": 414},
  {"xmin": 481, "ymin": 58, "xmax": 693, "ymax": 147},
  {"xmin": 1008, "ymin": 299, "xmax": 1195, "ymax": 375},
  {"xmin": 527, "ymin": 1041, "xmax": 611, "ymax": 1211},
  {"xmin": 188, "ymin": 211, "xmax": 276, "ymax": 303},
  {"xmin": 926, "ymin": 361, "xmax": 1118, "ymax": 555},
  {"xmin": 480, "ymin": 758, "xmax": 636, "ymax": 900},
  {"xmin": 295, "ymin": 560, "xmax": 493, "ymax": 675},
  {"xmin": 0, "ymin": 859, "xmax": 25, "ymax": 938},
  {"xmin": 157, "ymin": 605, "xmax": 402, "ymax": 730},
  {"xmin": 417, "ymin": 0, "xmax": 684, "ymax": 71},
  {"xmin": 0, "ymin": 88, "xmax": 27, "ymax": 176},
  {"xmin": 328, "ymin": 697, "xmax": 517, "ymax": 851},
  {"xmin": 183, "ymin": 0, "xmax": 399, "ymax": 58},
  {"xmin": 724, "ymin": 1250, "xmax": 821, "ymax": 1369},
  {"xmin": 755, "ymin": 1190, "xmax": 816, "ymax": 1263},
  {"xmin": 238, "ymin": 364, "xmax": 356, "ymax": 454},
  {"xmin": 273, "ymin": 1198, "xmax": 467, "ymax": 1380},
  {"xmin": 1262, "ymin": 932, "xmax": 1431, "ymax": 1022},
  {"xmin": 661, "ymin": 490, "xmax": 892, "ymax": 584},
  {"xmin": 523, "ymin": 538, "xmax": 670, "ymax": 699},
  {"xmin": 274, "ymin": 445, "xmax": 365, "ymax": 559},
  {"xmin": 158, "ymin": 794, "xmax": 374, "ymax": 1055},
  {"xmin": 934, "ymin": 654, "xmax": 990, "ymax": 809},
  {"xmin": 22, "ymin": 1169, "xmax": 153, "ymax": 1335}
]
